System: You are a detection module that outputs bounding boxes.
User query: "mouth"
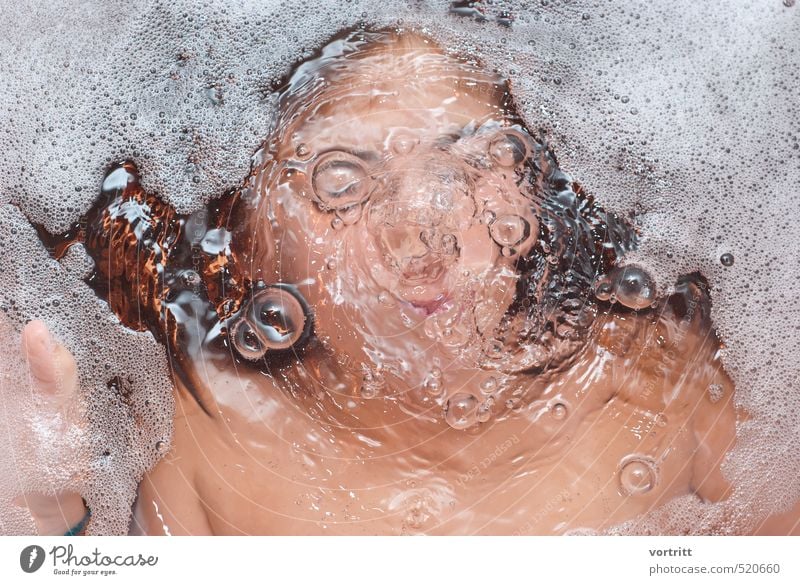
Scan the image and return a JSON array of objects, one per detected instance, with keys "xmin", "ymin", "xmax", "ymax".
[{"xmin": 405, "ymin": 296, "xmax": 451, "ymax": 316}]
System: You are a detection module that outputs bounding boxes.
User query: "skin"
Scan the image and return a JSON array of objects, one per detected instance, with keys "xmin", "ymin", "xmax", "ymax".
[{"xmin": 10, "ymin": 33, "xmax": 797, "ymax": 535}]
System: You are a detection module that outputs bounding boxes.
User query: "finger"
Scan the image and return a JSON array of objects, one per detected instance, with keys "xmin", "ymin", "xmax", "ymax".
[{"xmin": 21, "ymin": 320, "xmax": 78, "ymax": 402}]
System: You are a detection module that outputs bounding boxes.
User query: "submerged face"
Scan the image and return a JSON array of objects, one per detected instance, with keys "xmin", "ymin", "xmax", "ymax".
[{"xmin": 234, "ymin": 31, "xmax": 605, "ymax": 420}]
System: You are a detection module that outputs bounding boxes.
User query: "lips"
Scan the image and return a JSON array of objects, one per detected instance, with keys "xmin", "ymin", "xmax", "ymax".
[{"xmin": 406, "ymin": 296, "xmax": 450, "ymax": 316}]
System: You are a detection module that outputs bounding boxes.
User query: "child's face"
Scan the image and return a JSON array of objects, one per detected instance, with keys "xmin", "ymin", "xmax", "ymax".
[{"xmin": 256, "ymin": 36, "xmax": 545, "ymax": 394}]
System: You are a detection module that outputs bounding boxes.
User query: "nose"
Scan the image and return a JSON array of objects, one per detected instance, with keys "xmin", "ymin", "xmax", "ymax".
[
  {"xmin": 366, "ymin": 150, "xmax": 476, "ymax": 282},
  {"xmin": 378, "ymin": 224, "xmax": 458, "ymax": 283}
]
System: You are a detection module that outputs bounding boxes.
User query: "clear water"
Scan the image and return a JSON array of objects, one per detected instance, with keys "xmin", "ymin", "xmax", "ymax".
[{"xmin": 0, "ymin": 1, "xmax": 798, "ymax": 535}]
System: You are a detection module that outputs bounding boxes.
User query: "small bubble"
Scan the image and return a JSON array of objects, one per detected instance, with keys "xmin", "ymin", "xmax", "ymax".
[
  {"xmin": 423, "ymin": 376, "xmax": 442, "ymax": 396},
  {"xmin": 295, "ymin": 143, "xmax": 311, "ymax": 158},
  {"xmin": 720, "ymin": 253, "xmax": 734, "ymax": 267},
  {"xmin": 618, "ymin": 456, "xmax": 657, "ymax": 496},
  {"xmin": 488, "ymin": 131, "xmax": 528, "ymax": 167},
  {"xmin": 550, "ymin": 402, "xmax": 567, "ymax": 420},
  {"xmin": 390, "ymin": 132, "xmax": 418, "ymax": 155},
  {"xmin": 444, "ymin": 393, "xmax": 479, "ymax": 430},
  {"xmin": 331, "ymin": 217, "xmax": 344, "ymax": 230},
  {"xmin": 182, "ymin": 270, "xmax": 200, "ymax": 287},
  {"xmin": 360, "ymin": 369, "xmax": 385, "ymax": 399},
  {"xmin": 480, "ymin": 376, "xmax": 497, "ymax": 394},
  {"xmin": 231, "ymin": 319, "xmax": 266, "ymax": 360},
  {"xmin": 476, "ymin": 400, "xmax": 493, "ymax": 423},
  {"xmin": 441, "ymin": 233, "xmax": 458, "ymax": 256},
  {"xmin": 490, "ymin": 214, "xmax": 531, "ymax": 248},
  {"xmin": 594, "ymin": 277, "xmax": 613, "ymax": 301},
  {"xmin": 155, "ymin": 440, "xmax": 167, "ymax": 453}
]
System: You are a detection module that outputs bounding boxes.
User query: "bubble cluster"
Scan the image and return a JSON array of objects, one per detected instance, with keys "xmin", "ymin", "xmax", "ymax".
[
  {"xmin": 594, "ymin": 265, "xmax": 657, "ymax": 310},
  {"xmin": 230, "ymin": 284, "xmax": 311, "ymax": 361}
]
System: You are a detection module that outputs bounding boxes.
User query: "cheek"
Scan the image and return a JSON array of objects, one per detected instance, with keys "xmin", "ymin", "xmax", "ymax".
[
  {"xmin": 272, "ymin": 185, "xmax": 338, "ymax": 279},
  {"xmin": 459, "ymin": 221, "xmax": 502, "ymax": 274}
]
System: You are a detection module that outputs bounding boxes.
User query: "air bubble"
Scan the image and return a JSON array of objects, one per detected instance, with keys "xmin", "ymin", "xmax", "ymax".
[
  {"xmin": 312, "ymin": 151, "xmax": 370, "ymax": 210},
  {"xmin": 476, "ymin": 400, "xmax": 493, "ymax": 423},
  {"xmin": 444, "ymin": 393, "xmax": 479, "ymax": 430},
  {"xmin": 423, "ymin": 376, "xmax": 442, "ymax": 395},
  {"xmin": 609, "ymin": 265, "xmax": 657, "ymax": 310},
  {"xmin": 231, "ymin": 286, "xmax": 309, "ymax": 359},
  {"xmin": 550, "ymin": 402, "xmax": 567, "ymax": 420},
  {"xmin": 618, "ymin": 456, "xmax": 658, "ymax": 496},
  {"xmin": 480, "ymin": 376, "xmax": 497, "ymax": 394},
  {"xmin": 230, "ymin": 319, "xmax": 266, "ymax": 361},
  {"xmin": 441, "ymin": 233, "xmax": 458, "ymax": 256},
  {"xmin": 488, "ymin": 131, "xmax": 528, "ymax": 167},
  {"xmin": 489, "ymin": 214, "xmax": 531, "ymax": 248},
  {"xmin": 249, "ymin": 287, "xmax": 307, "ymax": 350},
  {"xmin": 390, "ymin": 132, "xmax": 418, "ymax": 155},
  {"xmin": 360, "ymin": 368, "xmax": 386, "ymax": 399},
  {"xmin": 720, "ymin": 253, "xmax": 734, "ymax": 267},
  {"xmin": 593, "ymin": 277, "xmax": 613, "ymax": 302},
  {"xmin": 377, "ymin": 290, "xmax": 395, "ymax": 306},
  {"xmin": 336, "ymin": 203, "xmax": 363, "ymax": 226}
]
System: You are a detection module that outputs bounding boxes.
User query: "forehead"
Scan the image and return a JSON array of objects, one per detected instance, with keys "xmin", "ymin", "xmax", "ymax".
[{"xmin": 276, "ymin": 35, "xmax": 508, "ymax": 154}]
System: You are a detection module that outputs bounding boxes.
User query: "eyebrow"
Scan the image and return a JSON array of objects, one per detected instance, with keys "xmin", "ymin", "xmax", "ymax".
[
  {"xmin": 324, "ymin": 118, "xmax": 515, "ymax": 164},
  {"xmin": 334, "ymin": 130, "xmax": 473, "ymax": 162},
  {"xmin": 343, "ymin": 147, "xmax": 382, "ymax": 162}
]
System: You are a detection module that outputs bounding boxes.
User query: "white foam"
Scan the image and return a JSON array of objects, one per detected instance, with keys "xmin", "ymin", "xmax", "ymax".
[
  {"xmin": 0, "ymin": 206, "xmax": 173, "ymax": 534},
  {"xmin": 0, "ymin": 0, "xmax": 798, "ymax": 533}
]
